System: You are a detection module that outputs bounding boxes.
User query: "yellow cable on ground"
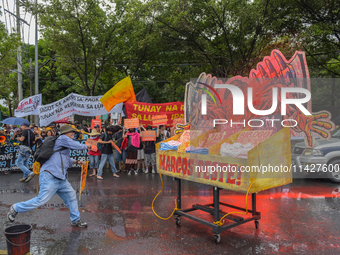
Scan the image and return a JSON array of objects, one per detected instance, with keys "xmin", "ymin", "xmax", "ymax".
[
  {"xmin": 213, "ymin": 144, "xmax": 261, "ymax": 226},
  {"xmin": 152, "ymin": 170, "xmax": 181, "ymax": 220}
]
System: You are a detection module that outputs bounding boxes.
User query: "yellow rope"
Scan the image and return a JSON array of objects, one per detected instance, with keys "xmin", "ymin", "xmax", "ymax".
[
  {"xmin": 213, "ymin": 144, "xmax": 261, "ymax": 226},
  {"xmin": 152, "ymin": 170, "xmax": 181, "ymax": 220}
]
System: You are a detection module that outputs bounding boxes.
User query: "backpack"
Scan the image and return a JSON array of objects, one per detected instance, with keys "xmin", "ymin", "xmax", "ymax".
[
  {"xmin": 34, "ymin": 136, "xmax": 67, "ymax": 165},
  {"xmin": 97, "ymin": 133, "xmax": 107, "ymax": 151}
]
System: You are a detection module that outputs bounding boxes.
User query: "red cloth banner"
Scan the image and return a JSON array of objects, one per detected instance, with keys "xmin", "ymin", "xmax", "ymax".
[{"xmin": 125, "ymin": 101, "xmax": 184, "ymax": 127}]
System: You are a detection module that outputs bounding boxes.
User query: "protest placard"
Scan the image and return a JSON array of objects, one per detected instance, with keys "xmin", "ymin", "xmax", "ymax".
[
  {"xmin": 91, "ymin": 119, "xmax": 101, "ymax": 129},
  {"xmin": 79, "ymin": 161, "xmax": 89, "ymax": 202},
  {"xmin": 86, "ymin": 138, "xmax": 98, "ymax": 152},
  {"xmin": 124, "ymin": 118, "xmax": 139, "ymax": 129},
  {"xmin": 111, "ymin": 141, "xmax": 122, "ymax": 154},
  {"xmin": 152, "ymin": 115, "xmax": 168, "ymax": 126},
  {"xmin": 141, "ymin": 131, "xmax": 156, "ymax": 141}
]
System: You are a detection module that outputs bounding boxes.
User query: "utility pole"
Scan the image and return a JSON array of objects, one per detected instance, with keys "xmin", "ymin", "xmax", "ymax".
[
  {"xmin": 16, "ymin": 0, "xmax": 23, "ymax": 102},
  {"xmin": 30, "ymin": 58, "xmax": 34, "ymax": 123},
  {"xmin": 35, "ymin": 0, "xmax": 39, "ymax": 125}
]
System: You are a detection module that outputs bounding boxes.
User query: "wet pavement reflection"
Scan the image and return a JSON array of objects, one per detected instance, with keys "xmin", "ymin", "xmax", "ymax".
[{"xmin": 1, "ymin": 170, "xmax": 340, "ymax": 254}]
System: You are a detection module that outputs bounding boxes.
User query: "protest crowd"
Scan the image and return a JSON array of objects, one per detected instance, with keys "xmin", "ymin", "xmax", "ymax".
[{"xmin": 0, "ymin": 121, "xmax": 172, "ymax": 179}]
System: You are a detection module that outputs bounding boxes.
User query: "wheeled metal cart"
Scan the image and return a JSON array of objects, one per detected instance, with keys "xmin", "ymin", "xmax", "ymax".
[
  {"xmin": 156, "ymin": 128, "xmax": 292, "ymax": 244},
  {"xmin": 173, "ymin": 178, "xmax": 260, "ymax": 244}
]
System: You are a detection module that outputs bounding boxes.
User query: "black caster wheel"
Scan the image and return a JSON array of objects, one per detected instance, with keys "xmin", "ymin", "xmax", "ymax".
[
  {"xmin": 214, "ymin": 234, "xmax": 221, "ymax": 244},
  {"xmin": 255, "ymin": 220, "xmax": 259, "ymax": 229},
  {"xmin": 175, "ymin": 217, "xmax": 181, "ymax": 227}
]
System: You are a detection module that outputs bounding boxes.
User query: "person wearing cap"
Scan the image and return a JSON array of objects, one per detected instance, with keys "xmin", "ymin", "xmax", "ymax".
[
  {"xmin": 94, "ymin": 124, "xmax": 101, "ymax": 134},
  {"xmin": 88, "ymin": 129, "xmax": 101, "ymax": 177},
  {"xmin": 15, "ymin": 123, "xmax": 36, "ymax": 183},
  {"xmin": 7, "ymin": 124, "xmax": 92, "ymax": 228}
]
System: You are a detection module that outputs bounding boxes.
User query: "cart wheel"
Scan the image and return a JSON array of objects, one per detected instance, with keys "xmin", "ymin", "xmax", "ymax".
[
  {"xmin": 214, "ymin": 234, "xmax": 221, "ymax": 244},
  {"xmin": 255, "ymin": 220, "xmax": 259, "ymax": 229},
  {"xmin": 175, "ymin": 217, "xmax": 181, "ymax": 227}
]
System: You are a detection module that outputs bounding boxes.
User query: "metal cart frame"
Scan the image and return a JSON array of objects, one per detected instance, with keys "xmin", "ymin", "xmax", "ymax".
[{"xmin": 173, "ymin": 178, "xmax": 261, "ymax": 244}]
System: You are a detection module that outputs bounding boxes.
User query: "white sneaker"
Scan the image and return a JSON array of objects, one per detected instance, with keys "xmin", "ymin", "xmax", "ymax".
[
  {"xmin": 7, "ymin": 205, "xmax": 18, "ymax": 222},
  {"xmin": 152, "ymin": 169, "xmax": 156, "ymax": 174},
  {"xmin": 134, "ymin": 170, "xmax": 138, "ymax": 175},
  {"xmin": 144, "ymin": 169, "xmax": 148, "ymax": 174}
]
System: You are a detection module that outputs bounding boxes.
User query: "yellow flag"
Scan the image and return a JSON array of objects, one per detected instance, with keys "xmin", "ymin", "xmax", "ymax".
[{"xmin": 100, "ymin": 76, "xmax": 136, "ymax": 111}]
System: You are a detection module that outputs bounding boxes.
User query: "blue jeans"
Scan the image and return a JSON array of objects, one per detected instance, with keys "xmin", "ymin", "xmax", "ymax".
[
  {"xmin": 16, "ymin": 152, "xmax": 33, "ymax": 178},
  {"xmin": 14, "ymin": 171, "xmax": 80, "ymax": 223},
  {"xmin": 97, "ymin": 153, "xmax": 117, "ymax": 177},
  {"xmin": 89, "ymin": 155, "xmax": 100, "ymax": 169},
  {"xmin": 115, "ymin": 149, "xmax": 127, "ymax": 163}
]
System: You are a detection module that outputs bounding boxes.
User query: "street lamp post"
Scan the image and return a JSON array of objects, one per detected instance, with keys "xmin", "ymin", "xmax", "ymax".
[{"xmin": 35, "ymin": 0, "xmax": 39, "ymax": 125}]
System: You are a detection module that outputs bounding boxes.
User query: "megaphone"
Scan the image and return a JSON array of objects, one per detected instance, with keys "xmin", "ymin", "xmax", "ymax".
[{"xmin": 0, "ymin": 136, "xmax": 6, "ymax": 143}]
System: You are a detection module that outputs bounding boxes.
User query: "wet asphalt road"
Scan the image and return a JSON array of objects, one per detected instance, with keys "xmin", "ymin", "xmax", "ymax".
[{"xmin": 0, "ymin": 168, "xmax": 340, "ymax": 255}]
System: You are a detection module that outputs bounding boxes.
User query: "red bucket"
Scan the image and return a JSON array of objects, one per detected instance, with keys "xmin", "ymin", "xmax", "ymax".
[{"xmin": 4, "ymin": 224, "xmax": 32, "ymax": 255}]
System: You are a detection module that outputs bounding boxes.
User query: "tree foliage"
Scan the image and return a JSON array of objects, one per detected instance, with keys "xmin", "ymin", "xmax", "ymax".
[
  {"xmin": 0, "ymin": 21, "xmax": 20, "ymax": 116},
  {"xmin": 0, "ymin": 0, "xmax": 339, "ymax": 113}
]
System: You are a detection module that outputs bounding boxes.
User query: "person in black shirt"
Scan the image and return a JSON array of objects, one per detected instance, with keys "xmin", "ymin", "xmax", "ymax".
[
  {"xmin": 144, "ymin": 125, "xmax": 159, "ymax": 174},
  {"xmin": 74, "ymin": 122, "xmax": 81, "ymax": 139},
  {"xmin": 96, "ymin": 125, "xmax": 119, "ymax": 179},
  {"xmin": 123, "ymin": 126, "xmax": 142, "ymax": 175},
  {"xmin": 113, "ymin": 125, "xmax": 126, "ymax": 171},
  {"xmin": 156, "ymin": 125, "xmax": 170, "ymax": 143},
  {"xmin": 15, "ymin": 123, "xmax": 35, "ymax": 183},
  {"xmin": 32, "ymin": 126, "xmax": 43, "ymax": 149},
  {"xmin": 40, "ymin": 126, "xmax": 47, "ymax": 139},
  {"xmin": 83, "ymin": 124, "xmax": 89, "ymax": 133}
]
